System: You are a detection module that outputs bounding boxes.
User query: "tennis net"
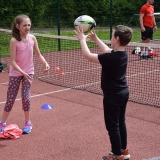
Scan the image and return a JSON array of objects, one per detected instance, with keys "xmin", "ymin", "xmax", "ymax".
[{"xmin": 1, "ymin": 28, "xmax": 160, "ymax": 107}]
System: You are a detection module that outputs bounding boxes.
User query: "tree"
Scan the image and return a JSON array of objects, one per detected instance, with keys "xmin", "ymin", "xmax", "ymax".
[{"xmin": 0, "ymin": 0, "xmax": 159, "ymax": 28}]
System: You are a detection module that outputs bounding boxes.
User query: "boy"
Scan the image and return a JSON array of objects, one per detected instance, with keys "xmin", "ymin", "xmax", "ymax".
[{"xmin": 74, "ymin": 25, "xmax": 132, "ymax": 160}]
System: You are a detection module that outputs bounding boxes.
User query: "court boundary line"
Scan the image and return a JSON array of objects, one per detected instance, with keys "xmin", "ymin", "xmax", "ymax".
[
  {"xmin": 1, "ymin": 82, "xmax": 9, "ymax": 85},
  {"xmin": 37, "ymin": 67, "xmax": 160, "ymax": 79},
  {"xmin": 0, "ymin": 88, "xmax": 71, "ymax": 105},
  {"xmin": 1, "ymin": 67, "xmax": 160, "ymax": 105},
  {"xmin": 126, "ymin": 69, "xmax": 160, "ymax": 78},
  {"xmin": 143, "ymin": 156, "xmax": 160, "ymax": 160},
  {"xmin": 37, "ymin": 66, "xmax": 101, "ymax": 79},
  {"xmin": 1, "ymin": 68, "xmax": 159, "ymax": 85},
  {"xmin": 0, "ymin": 81, "xmax": 100, "ymax": 105}
]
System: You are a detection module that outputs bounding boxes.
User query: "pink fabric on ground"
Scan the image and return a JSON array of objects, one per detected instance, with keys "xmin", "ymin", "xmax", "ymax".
[{"xmin": 0, "ymin": 124, "xmax": 22, "ymax": 139}]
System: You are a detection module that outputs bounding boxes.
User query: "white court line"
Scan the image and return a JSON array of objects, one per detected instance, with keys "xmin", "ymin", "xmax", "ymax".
[
  {"xmin": 0, "ymin": 88, "xmax": 71, "ymax": 105},
  {"xmin": 143, "ymin": 156, "xmax": 160, "ymax": 160},
  {"xmin": 1, "ymin": 82, "xmax": 9, "ymax": 85},
  {"xmin": 0, "ymin": 81, "xmax": 100, "ymax": 105},
  {"xmin": 38, "ymin": 66, "xmax": 101, "ymax": 78},
  {"xmin": 126, "ymin": 69, "xmax": 160, "ymax": 78},
  {"xmin": 1, "ymin": 67, "xmax": 160, "ymax": 104},
  {"xmin": 38, "ymin": 67, "xmax": 160, "ymax": 80}
]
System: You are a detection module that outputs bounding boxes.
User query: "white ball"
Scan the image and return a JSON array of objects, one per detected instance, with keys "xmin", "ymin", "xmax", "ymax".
[{"xmin": 74, "ymin": 15, "xmax": 96, "ymax": 33}]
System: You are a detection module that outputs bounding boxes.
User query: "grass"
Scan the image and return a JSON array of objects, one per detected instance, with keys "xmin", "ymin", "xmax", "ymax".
[
  {"xmin": 35, "ymin": 28, "xmax": 160, "ymax": 42},
  {"xmin": 0, "ymin": 28, "xmax": 160, "ymax": 57}
]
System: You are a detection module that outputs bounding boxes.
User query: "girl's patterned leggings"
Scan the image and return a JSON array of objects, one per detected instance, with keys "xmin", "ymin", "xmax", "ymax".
[{"xmin": 4, "ymin": 75, "xmax": 33, "ymax": 112}]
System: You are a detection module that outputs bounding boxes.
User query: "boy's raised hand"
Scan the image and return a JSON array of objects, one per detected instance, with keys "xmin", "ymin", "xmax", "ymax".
[
  {"xmin": 74, "ymin": 26, "xmax": 88, "ymax": 41},
  {"xmin": 88, "ymin": 30, "xmax": 98, "ymax": 42}
]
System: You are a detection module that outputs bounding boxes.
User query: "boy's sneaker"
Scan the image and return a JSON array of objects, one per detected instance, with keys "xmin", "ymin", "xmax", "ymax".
[
  {"xmin": 0, "ymin": 122, "xmax": 6, "ymax": 133},
  {"xmin": 102, "ymin": 152, "xmax": 124, "ymax": 160},
  {"xmin": 22, "ymin": 121, "xmax": 32, "ymax": 134},
  {"xmin": 122, "ymin": 149, "xmax": 130, "ymax": 160}
]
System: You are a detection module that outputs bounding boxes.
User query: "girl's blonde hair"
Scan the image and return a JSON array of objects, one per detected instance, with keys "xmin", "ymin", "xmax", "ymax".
[{"xmin": 12, "ymin": 14, "xmax": 31, "ymax": 41}]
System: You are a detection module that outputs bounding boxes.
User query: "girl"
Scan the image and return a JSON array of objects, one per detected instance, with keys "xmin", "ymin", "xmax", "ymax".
[{"xmin": 0, "ymin": 14, "xmax": 50, "ymax": 134}]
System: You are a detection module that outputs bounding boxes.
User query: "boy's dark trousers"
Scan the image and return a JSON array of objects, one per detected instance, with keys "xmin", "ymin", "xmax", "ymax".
[{"xmin": 103, "ymin": 92, "xmax": 129, "ymax": 155}]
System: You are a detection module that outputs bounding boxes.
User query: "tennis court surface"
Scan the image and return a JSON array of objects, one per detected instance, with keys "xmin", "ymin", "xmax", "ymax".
[
  {"xmin": 0, "ymin": 29, "xmax": 160, "ymax": 159},
  {"xmin": 0, "ymin": 71, "xmax": 160, "ymax": 160}
]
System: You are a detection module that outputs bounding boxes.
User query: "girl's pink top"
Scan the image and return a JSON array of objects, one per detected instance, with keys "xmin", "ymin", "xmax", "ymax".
[{"xmin": 9, "ymin": 34, "xmax": 34, "ymax": 76}]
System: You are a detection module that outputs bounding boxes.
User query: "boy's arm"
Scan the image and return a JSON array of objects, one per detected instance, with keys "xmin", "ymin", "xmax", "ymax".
[
  {"xmin": 89, "ymin": 30, "xmax": 112, "ymax": 53},
  {"xmin": 79, "ymin": 39, "xmax": 99, "ymax": 63},
  {"xmin": 74, "ymin": 27, "xmax": 99, "ymax": 63}
]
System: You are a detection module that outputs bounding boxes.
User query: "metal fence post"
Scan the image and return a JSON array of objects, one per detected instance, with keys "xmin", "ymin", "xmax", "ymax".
[
  {"xmin": 57, "ymin": 0, "xmax": 61, "ymax": 51},
  {"xmin": 110, "ymin": 0, "xmax": 113, "ymax": 40}
]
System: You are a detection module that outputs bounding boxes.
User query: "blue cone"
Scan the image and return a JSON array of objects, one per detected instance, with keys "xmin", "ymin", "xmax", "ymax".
[{"xmin": 41, "ymin": 104, "xmax": 53, "ymax": 110}]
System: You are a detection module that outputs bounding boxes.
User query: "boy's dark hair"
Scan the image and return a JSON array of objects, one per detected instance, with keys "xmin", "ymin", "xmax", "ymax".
[
  {"xmin": 12, "ymin": 14, "xmax": 31, "ymax": 41},
  {"xmin": 114, "ymin": 25, "xmax": 133, "ymax": 46}
]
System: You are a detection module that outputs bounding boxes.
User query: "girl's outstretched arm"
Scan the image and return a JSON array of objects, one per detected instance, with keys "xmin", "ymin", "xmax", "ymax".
[{"xmin": 32, "ymin": 35, "xmax": 50, "ymax": 73}]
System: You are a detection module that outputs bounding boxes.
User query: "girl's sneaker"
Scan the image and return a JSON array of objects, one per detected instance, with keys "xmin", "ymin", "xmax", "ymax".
[
  {"xmin": 22, "ymin": 121, "xmax": 32, "ymax": 134},
  {"xmin": 122, "ymin": 149, "xmax": 130, "ymax": 160},
  {"xmin": 0, "ymin": 122, "xmax": 6, "ymax": 133},
  {"xmin": 102, "ymin": 152, "xmax": 124, "ymax": 160}
]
